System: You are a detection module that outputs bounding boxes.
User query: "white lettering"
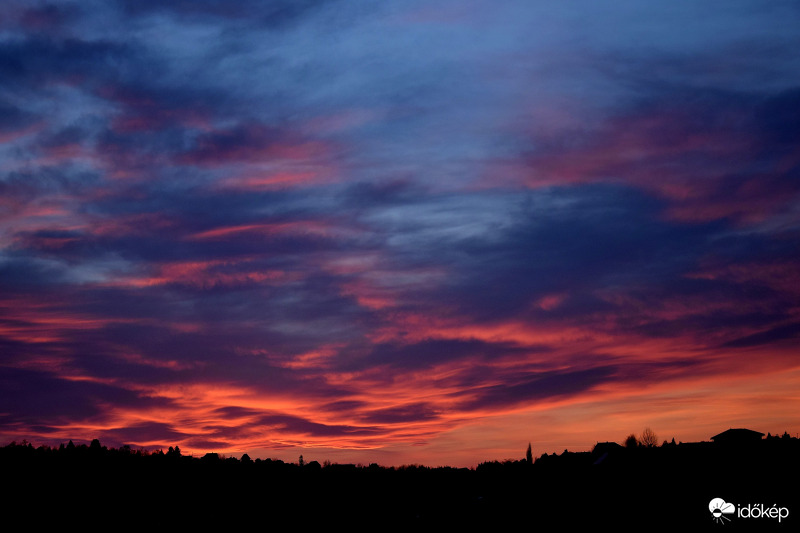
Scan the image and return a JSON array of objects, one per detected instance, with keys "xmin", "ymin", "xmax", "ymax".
[{"xmin": 736, "ymin": 503, "xmax": 789, "ymax": 522}]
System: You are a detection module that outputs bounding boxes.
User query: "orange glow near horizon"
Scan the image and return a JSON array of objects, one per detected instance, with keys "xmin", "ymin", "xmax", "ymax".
[{"xmin": 7, "ymin": 362, "xmax": 797, "ymax": 467}]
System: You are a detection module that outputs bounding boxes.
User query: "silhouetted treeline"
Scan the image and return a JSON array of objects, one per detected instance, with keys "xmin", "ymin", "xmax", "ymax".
[{"xmin": 3, "ymin": 434, "xmax": 798, "ymax": 528}]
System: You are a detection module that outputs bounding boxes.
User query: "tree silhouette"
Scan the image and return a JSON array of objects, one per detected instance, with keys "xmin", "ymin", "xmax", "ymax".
[
  {"xmin": 640, "ymin": 427, "xmax": 658, "ymax": 448},
  {"xmin": 526, "ymin": 442, "xmax": 533, "ymax": 464},
  {"xmin": 624, "ymin": 433, "xmax": 638, "ymax": 448},
  {"xmin": 90, "ymin": 439, "xmax": 102, "ymax": 452}
]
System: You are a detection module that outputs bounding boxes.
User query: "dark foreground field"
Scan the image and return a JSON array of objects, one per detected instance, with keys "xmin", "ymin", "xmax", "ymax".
[{"xmin": 3, "ymin": 438, "xmax": 797, "ymax": 529}]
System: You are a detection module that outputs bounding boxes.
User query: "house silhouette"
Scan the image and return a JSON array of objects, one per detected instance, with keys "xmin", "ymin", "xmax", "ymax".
[{"xmin": 710, "ymin": 428, "xmax": 764, "ymax": 445}]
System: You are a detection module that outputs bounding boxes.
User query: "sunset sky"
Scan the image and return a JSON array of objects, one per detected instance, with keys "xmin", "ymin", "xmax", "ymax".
[{"xmin": 1, "ymin": 0, "xmax": 799, "ymax": 466}]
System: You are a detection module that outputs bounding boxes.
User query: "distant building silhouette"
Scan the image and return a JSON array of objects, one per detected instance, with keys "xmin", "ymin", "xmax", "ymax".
[
  {"xmin": 591, "ymin": 442, "xmax": 623, "ymax": 465},
  {"xmin": 711, "ymin": 428, "xmax": 764, "ymax": 445},
  {"xmin": 592, "ymin": 441, "xmax": 624, "ymax": 455}
]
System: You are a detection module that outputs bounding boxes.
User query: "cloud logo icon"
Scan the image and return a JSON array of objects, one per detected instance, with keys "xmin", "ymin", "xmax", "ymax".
[{"xmin": 709, "ymin": 498, "xmax": 735, "ymax": 524}]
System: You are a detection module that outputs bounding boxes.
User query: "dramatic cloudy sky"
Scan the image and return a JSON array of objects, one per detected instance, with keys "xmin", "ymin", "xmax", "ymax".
[{"xmin": 1, "ymin": 0, "xmax": 799, "ymax": 465}]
